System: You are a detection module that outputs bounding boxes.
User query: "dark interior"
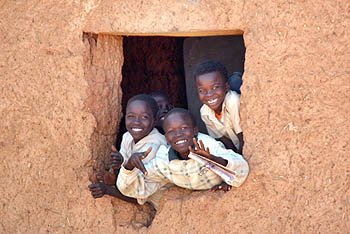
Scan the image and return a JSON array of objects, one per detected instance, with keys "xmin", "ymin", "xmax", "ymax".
[{"xmin": 116, "ymin": 35, "xmax": 245, "ymax": 146}]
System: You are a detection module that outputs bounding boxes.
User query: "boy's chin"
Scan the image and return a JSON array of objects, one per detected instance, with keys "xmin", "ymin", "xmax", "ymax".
[{"xmin": 173, "ymin": 147, "xmax": 190, "ymax": 158}]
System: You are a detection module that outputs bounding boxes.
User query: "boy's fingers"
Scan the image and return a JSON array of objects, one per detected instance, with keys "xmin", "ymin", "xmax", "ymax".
[
  {"xmin": 88, "ymin": 183, "xmax": 101, "ymax": 189},
  {"xmin": 111, "ymin": 152, "xmax": 122, "ymax": 159},
  {"xmin": 136, "ymin": 159, "xmax": 148, "ymax": 175},
  {"xmin": 206, "ymin": 147, "xmax": 210, "ymax": 154},
  {"xmin": 141, "ymin": 147, "xmax": 152, "ymax": 159},
  {"xmin": 199, "ymin": 140, "xmax": 205, "ymax": 151},
  {"xmin": 193, "ymin": 138, "xmax": 199, "ymax": 149},
  {"xmin": 111, "ymin": 145, "xmax": 118, "ymax": 152}
]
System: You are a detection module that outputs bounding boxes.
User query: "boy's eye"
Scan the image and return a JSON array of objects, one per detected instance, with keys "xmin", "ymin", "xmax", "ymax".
[
  {"xmin": 141, "ymin": 115, "xmax": 149, "ymax": 119},
  {"xmin": 165, "ymin": 129, "xmax": 174, "ymax": 135},
  {"xmin": 198, "ymin": 89, "xmax": 204, "ymax": 94}
]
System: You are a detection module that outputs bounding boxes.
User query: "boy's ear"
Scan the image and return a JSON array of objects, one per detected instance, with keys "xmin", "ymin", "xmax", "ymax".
[{"xmin": 193, "ymin": 127, "xmax": 199, "ymax": 137}]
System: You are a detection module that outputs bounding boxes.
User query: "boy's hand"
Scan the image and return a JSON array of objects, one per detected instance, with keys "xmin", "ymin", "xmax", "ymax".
[
  {"xmin": 189, "ymin": 138, "xmax": 228, "ymax": 167},
  {"xmin": 111, "ymin": 150, "xmax": 124, "ymax": 172},
  {"xmin": 95, "ymin": 171, "xmax": 105, "ymax": 182},
  {"xmin": 124, "ymin": 147, "xmax": 152, "ymax": 175},
  {"xmin": 88, "ymin": 182, "xmax": 107, "ymax": 199},
  {"xmin": 189, "ymin": 138, "xmax": 213, "ymax": 160},
  {"xmin": 111, "ymin": 145, "xmax": 117, "ymax": 152},
  {"xmin": 211, "ymin": 182, "xmax": 232, "ymax": 192}
]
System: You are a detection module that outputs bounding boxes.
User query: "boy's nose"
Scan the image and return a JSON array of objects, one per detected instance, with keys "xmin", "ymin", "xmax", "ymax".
[
  {"xmin": 132, "ymin": 117, "xmax": 141, "ymax": 123},
  {"xmin": 174, "ymin": 129, "xmax": 183, "ymax": 136},
  {"xmin": 205, "ymin": 90, "xmax": 214, "ymax": 97}
]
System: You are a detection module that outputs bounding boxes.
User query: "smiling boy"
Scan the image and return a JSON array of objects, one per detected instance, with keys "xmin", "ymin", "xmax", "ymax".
[
  {"xmin": 194, "ymin": 60, "xmax": 244, "ymax": 154},
  {"xmin": 117, "ymin": 108, "xmax": 249, "ymax": 204},
  {"xmin": 88, "ymin": 94, "xmax": 167, "ymax": 207}
]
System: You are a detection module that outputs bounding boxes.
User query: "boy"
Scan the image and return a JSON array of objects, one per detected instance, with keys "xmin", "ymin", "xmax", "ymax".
[
  {"xmin": 149, "ymin": 90, "xmax": 173, "ymax": 134},
  {"xmin": 117, "ymin": 108, "xmax": 249, "ymax": 203},
  {"xmin": 88, "ymin": 94, "xmax": 167, "ymax": 207},
  {"xmin": 194, "ymin": 60, "xmax": 244, "ymax": 154}
]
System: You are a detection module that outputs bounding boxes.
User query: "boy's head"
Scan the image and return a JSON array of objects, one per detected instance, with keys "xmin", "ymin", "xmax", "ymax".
[
  {"xmin": 163, "ymin": 108, "xmax": 198, "ymax": 159},
  {"xmin": 149, "ymin": 91, "xmax": 173, "ymax": 128},
  {"xmin": 125, "ymin": 94, "xmax": 159, "ymax": 143},
  {"xmin": 194, "ymin": 60, "xmax": 229, "ymax": 114}
]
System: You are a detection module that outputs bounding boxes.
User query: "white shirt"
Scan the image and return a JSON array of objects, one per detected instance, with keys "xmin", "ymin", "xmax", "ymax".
[
  {"xmin": 119, "ymin": 128, "xmax": 167, "ymax": 164},
  {"xmin": 200, "ymin": 90, "xmax": 242, "ymax": 149}
]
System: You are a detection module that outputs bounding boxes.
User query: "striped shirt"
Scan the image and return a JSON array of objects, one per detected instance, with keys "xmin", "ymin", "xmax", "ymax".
[{"xmin": 117, "ymin": 133, "xmax": 249, "ymax": 204}]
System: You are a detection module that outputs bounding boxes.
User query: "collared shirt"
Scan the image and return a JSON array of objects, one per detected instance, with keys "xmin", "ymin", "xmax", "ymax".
[
  {"xmin": 119, "ymin": 128, "xmax": 167, "ymax": 164},
  {"xmin": 200, "ymin": 90, "xmax": 242, "ymax": 149},
  {"xmin": 117, "ymin": 133, "xmax": 249, "ymax": 205},
  {"xmin": 118, "ymin": 128, "xmax": 167, "ymax": 208}
]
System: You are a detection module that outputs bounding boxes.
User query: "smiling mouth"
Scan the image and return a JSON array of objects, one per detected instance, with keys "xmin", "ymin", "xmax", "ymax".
[
  {"xmin": 175, "ymin": 139, "xmax": 188, "ymax": 145},
  {"xmin": 207, "ymin": 98, "xmax": 218, "ymax": 105},
  {"xmin": 131, "ymin": 128, "xmax": 143, "ymax": 132}
]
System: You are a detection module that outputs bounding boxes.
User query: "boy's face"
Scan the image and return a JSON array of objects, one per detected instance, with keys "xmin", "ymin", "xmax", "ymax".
[
  {"xmin": 125, "ymin": 100, "xmax": 155, "ymax": 143},
  {"xmin": 152, "ymin": 95, "xmax": 172, "ymax": 126},
  {"xmin": 163, "ymin": 112, "xmax": 198, "ymax": 159},
  {"xmin": 196, "ymin": 71, "xmax": 229, "ymax": 114}
]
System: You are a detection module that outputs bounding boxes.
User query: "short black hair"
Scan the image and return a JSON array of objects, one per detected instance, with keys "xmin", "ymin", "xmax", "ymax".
[
  {"xmin": 163, "ymin": 108, "xmax": 197, "ymax": 128},
  {"xmin": 127, "ymin": 94, "xmax": 159, "ymax": 118},
  {"xmin": 193, "ymin": 60, "xmax": 228, "ymax": 82},
  {"xmin": 149, "ymin": 90, "xmax": 169, "ymax": 100}
]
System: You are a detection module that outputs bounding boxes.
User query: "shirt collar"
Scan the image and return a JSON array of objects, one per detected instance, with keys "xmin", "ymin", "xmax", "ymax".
[{"xmin": 168, "ymin": 148, "xmax": 185, "ymax": 161}]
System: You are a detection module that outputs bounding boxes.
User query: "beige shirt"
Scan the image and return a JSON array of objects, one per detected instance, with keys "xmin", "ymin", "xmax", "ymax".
[
  {"xmin": 117, "ymin": 133, "xmax": 249, "ymax": 206},
  {"xmin": 200, "ymin": 90, "xmax": 242, "ymax": 149},
  {"xmin": 119, "ymin": 128, "xmax": 167, "ymax": 208},
  {"xmin": 119, "ymin": 128, "xmax": 167, "ymax": 164}
]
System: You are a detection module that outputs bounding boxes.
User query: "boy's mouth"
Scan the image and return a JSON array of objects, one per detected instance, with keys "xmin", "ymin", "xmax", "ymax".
[
  {"xmin": 131, "ymin": 128, "xmax": 143, "ymax": 132},
  {"xmin": 207, "ymin": 98, "xmax": 218, "ymax": 105},
  {"xmin": 175, "ymin": 139, "xmax": 188, "ymax": 145}
]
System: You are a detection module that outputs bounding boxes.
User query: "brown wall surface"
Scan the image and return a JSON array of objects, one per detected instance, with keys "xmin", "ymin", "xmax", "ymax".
[{"xmin": 0, "ymin": 1, "xmax": 349, "ymax": 233}]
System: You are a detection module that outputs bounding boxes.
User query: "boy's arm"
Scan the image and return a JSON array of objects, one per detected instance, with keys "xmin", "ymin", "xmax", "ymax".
[
  {"xmin": 190, "ymin": 138, "xmax": 249, "ymax": 187},
  {"xmin": 88, "ymin": 182, "xmax": 138, "ymax": 204},
  {"xmin": 213, "ymin": 141, "xmax": 249, "ymax": 187},
  {"xmin": 117, "ymin": 157, "xmax": 168, "ymax": 200},
  {"xmin": 218, "ymin": 136, "xmax": 238, "ymax": 152},
  {"xmin": 236, "ymin": 132, "xmax": 244, "ymax": 154}
]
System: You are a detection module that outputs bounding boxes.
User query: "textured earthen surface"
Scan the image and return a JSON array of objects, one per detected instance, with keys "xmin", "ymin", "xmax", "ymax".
[{"xmin": 0, "ymin": 0, "xmax": 349, "ymax": 233}]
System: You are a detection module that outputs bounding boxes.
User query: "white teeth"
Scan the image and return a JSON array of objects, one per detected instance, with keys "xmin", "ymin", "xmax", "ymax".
[
  {"xmin": 132, "ymin": 128, "xmax": 142, "ymax": 132},
  {"xmin": 175, "ymin": 139, "xmax": 187, "ymax": 145},
  {"xmin": 207, "ymin": 98, "xmax": 218, "ymax": 104}
]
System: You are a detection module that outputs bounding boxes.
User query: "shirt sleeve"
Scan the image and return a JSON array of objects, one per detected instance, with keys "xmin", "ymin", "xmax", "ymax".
[
  {"xmin": 119, "ymin": 134, "xmax": 128, "ymax": 164},
  {"xmin": 209, "ymin": 139, "xmax": 249, "ymax": 187},
  {"xmin": 116, "ymin": 157, "xmax": 169, "ymax": 202},
  {"xmin": 225, "ymin": 92, "xmax": 243, "ymax": 134}
]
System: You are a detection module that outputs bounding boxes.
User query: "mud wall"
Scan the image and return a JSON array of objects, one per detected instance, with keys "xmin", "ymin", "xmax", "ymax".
[{"xmin": 0, "ymin": 1, "xmax": 349, "ymax": 233}]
